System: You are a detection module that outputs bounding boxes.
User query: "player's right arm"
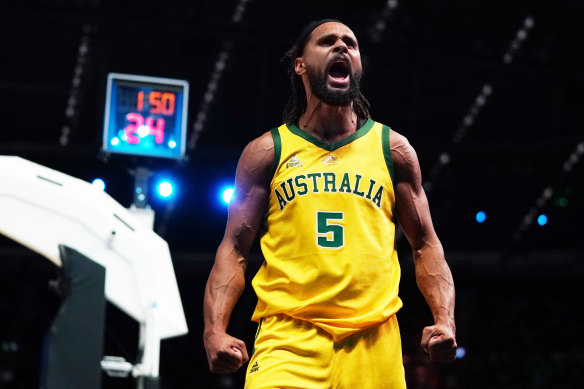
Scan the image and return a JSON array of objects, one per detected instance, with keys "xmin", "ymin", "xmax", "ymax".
[{"xmin": 203, "ymin": 131, "xmax": 274, "ymax": 374}]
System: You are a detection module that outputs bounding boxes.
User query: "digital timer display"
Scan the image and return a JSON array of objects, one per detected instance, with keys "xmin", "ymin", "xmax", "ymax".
[{"xmin": 102, "ymin": 73, "xmax": 189, "ymax": 159}]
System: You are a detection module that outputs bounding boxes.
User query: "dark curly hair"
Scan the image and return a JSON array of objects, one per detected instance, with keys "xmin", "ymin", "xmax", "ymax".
[{"xmin": 281, "ymin": 19, "xmax": 371, "ymax": 125}]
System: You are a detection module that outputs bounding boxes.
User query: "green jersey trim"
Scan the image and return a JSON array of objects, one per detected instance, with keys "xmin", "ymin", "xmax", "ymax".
[
  {"xmin": 251, "ymin": 317, "xmax": 263, "ymax": 358},
  {"xmin": 270, "ymin": 128, "xmax": 282, "ymax": 180},
  {"xmin": 286, "ymin": 118, "xmax": 375, "ymax": 151},
  {"xmin": 382, "ymin": 125, "xmax": 396, "ymax": 185}
]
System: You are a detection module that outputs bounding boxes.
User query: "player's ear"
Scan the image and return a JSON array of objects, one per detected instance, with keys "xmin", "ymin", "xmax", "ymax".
[{"xmin": 294, "ymin": 58, "xmax": 306, "ymax": 75}]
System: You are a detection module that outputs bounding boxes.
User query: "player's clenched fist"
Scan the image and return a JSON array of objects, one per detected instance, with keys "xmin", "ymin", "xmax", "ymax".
[
  {"xmin": 421, "ymin": 324, "xmax": 457, "ymax": 362},
  {"xmin": 204, "ymin": 332, "xmax": 249, "ymax": 373}
]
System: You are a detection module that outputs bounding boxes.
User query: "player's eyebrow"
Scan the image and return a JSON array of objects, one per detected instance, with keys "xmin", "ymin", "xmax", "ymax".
[{"xmin": 315, "ymin": 33, "xmax": 358, "ymax": 47}]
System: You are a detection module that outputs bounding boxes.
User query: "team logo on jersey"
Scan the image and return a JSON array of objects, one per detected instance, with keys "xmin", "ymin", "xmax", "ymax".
[
  {"xmin": 322, "ymin": 155, "xmax": 337, "ymax": 165},
  {"xmin": 274, "ymin": 172, "xmax": 385, "ymax": 211},
  {"xmin": 285, "ymin": 155, "xmax": 302, "ymax": 168},
  {"xmin": 249, "ymin": 361, "xmax": 259, "ymax": 374}
]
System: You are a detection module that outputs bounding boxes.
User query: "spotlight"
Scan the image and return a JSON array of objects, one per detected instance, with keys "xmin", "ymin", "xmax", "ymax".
[
  {"xmin": 475, "ymin": 211, "xmax": 486, "ymax": 223},
  {"xmin": 91, "ymin": 178, "xmax": 105, "ymax": 191},
  {"xmin": 222, "ymin": 187, "xmax": 234, "ymax": 204},
  {"xmin": 456, "ymin": 347, "xmax": 466, "ymax": 359},
  {"xmin": 537, "ymin": 214, "xmax": 547, "ymax": 226},
  {"xmin": 439, "ymin": 153, "xmax": 450, "ymax": 165},
  {"xmin": 157, "ymin": 181, "xmax": 174, "ymax": 198}
]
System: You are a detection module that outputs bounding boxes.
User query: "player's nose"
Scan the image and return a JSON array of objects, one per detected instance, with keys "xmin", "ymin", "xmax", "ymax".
[{"xmin": 332, "ymin": 39, "xmax": 348, "ymax": 53}]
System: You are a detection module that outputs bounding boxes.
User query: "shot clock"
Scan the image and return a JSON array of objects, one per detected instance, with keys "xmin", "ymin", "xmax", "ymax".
[{"xmin": 103, "ymin": 73, "xmax": 189, "ymax": 159}]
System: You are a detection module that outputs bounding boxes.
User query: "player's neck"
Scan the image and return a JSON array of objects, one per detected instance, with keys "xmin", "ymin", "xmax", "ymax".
[{"xmin": 298, "ymin": 96, "xmax": 358, "ymax": 144}]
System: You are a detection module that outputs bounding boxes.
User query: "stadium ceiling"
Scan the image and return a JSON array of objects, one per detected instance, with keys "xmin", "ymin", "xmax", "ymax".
[{"xmin": 1, "ymin": 0, "xmax": 582, "ymax": 256}]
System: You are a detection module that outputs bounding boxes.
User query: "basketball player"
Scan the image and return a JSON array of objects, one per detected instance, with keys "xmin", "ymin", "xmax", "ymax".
[{"xmin": 204, "ymin": 19, "xmax": 457, "ymax": 388}]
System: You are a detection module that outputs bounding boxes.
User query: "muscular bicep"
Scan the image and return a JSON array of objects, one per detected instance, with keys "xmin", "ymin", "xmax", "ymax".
[
  {"xmin": 219, "ymin": 132, "xmax": 274, "ymax": 266},
  {"xmin": 391, "ymin": 131, "xmax": 438, "ymax": 250}
]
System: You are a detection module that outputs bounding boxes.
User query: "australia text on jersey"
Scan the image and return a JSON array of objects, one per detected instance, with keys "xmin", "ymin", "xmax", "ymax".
[{"xmin": 274, "ymin": 172, "xmax": 385, "ymax": 211}]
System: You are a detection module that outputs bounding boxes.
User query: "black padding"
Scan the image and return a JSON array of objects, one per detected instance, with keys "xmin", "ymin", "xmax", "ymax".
[{"xmin": 40, "ymin": 245, "xmax": 106, "ymax": 389}]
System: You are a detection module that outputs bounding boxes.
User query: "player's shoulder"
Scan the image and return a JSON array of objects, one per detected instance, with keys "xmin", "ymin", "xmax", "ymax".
[
  {"xmin": 238, "ymin": 129, "xmax": 277, "ymax": 176},
  {"xmin": 388, "ymin": 128, "xmax": 413, "ymax": 155},
  {"xmin": 370, "ymin": 119, "xmax": 409, "ymax": 149},
  {"xmin": 384, "ymin": 127, "xmax": 420, "ymax": 182},
  {"xmin": 368, "ymin": 119, "xmax": 417, "ymax": 167},
  {"xmin": 247, "ymin": 129, "xmax": 275, "ymax": 151},
  {"xmin": 370, "ymin": 121, "xmax": 415, "ymax": 162}
]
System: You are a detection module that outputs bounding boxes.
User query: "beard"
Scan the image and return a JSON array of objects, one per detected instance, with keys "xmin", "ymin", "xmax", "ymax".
[{"xmin": 306, "ymin": 63, "xmax": 362, "ymax": 106}]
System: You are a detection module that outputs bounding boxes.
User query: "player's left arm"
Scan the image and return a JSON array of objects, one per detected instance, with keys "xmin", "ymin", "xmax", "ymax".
[{"xmin": 390, "ymin": 130, "xmax": 457, "ymax": 363}]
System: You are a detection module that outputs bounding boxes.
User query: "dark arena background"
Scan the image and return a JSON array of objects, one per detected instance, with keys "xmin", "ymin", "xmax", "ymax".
[{"xmin": 1, "ymin": 0, "xmax": 583, "ymax": 388}]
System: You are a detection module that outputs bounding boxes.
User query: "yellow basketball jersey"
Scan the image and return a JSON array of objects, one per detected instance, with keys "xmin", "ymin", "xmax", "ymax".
[{"xmin": 251, "ymin": 118, "xmax": 403, "ymax": 341}]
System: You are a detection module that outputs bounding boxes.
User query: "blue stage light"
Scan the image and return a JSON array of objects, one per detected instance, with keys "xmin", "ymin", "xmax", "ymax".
[
  {"xmin": 475, "ymin": 211, "xmax": 486, "ymax": 223},
  {"xmin": 456, "ymin": 347, "xmax": 466, "ymax": 359},
  {"xmin": 222, "ymin": 187, "xmax": 234, "ymax": 204},
  {"xmin": 537, "ymin": 214, "xmax": 548, "ymax": 226},
  {"xmin": 91, "ymin": 178, "xmax": 106, "ymax": 191},
  {"xmin": 157, "ymin": 181, "xmax": 174, "ymax": 198}
]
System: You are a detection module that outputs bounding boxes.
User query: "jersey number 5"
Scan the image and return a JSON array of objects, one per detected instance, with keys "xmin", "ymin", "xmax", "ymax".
[{"xmin": 316, "ymin": 211, "xmax": 344, "ymax": 249}]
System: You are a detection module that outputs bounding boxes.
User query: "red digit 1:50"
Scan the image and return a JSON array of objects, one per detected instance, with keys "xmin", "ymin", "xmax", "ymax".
[{"xmin": 137, "ymin": 91, "xmax": 176, "ymax": 116}]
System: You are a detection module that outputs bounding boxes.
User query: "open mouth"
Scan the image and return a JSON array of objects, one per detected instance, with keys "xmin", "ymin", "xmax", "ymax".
[{"xmin": 328, "ymin": 60, "xmax": 350, "ymax": 81}]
